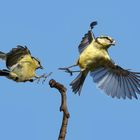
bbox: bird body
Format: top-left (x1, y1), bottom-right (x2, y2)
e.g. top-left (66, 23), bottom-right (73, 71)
top-left (0, 46), bottom-right (44, 82)
top-left (71, 35), bottom-right (115, 94)
top-left (9, 55), bottom-right (36, 82)
top-left (78, 40), bottom-right (111, 71)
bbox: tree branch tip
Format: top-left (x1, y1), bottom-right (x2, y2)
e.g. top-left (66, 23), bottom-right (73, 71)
top-left (49, 79), bottom-right (56, 88)
top-left (49, 79), bottom-right (67, 92)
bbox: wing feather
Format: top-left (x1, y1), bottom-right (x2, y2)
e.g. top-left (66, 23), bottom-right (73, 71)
top-left (78, 31), bottom-right (94, 54)
top-left (6, 45), bottom-right (31, 69)
top-left (90, 65), bottom-right (140, 99)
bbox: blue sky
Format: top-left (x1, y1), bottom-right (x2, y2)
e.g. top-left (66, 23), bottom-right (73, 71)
top-left (0, 0), bottom-right (140, 140)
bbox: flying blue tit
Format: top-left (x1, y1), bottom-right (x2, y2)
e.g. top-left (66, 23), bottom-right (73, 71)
top-left (0, 45), bottom-right (48, 82)
top-left (60, 21), bottom-right (140, 99)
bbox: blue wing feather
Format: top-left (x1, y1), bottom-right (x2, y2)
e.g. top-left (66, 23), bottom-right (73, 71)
top-left (123, 77), bottom-right (131, 99)
top-left (78, 30), bottom-right (93, 54)
top-left (90, 66), bottom-right (140, 99)
top-left (126, 77), bottom-right (138, 99)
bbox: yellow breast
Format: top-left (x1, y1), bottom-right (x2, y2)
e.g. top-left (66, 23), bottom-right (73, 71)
top-left (12, 55), bottom-right (37, 81)
top-left (78, 41), bottom-right (110, 71)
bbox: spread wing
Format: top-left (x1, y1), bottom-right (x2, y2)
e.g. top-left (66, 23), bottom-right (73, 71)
top-left (6, 45), bottom-right (31, 69)
top-left (90, 65), bottom-right (140, 99)
top-left (78, 30), bottom-right (94, 54)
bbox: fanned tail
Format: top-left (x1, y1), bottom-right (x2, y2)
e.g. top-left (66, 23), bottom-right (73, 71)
top-left (0, 69), bottom-right (10, 76)
top-left (70, 70), bottom-right (88, 95)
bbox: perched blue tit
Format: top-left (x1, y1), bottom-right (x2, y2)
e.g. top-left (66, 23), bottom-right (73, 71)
top-left (60, 21), bottom-right (140, 99)
top-left (0, 45), bottom-right (47, 82)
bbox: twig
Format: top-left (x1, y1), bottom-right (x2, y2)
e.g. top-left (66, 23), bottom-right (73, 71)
top-left (49, 79), bottom-right (70, 140)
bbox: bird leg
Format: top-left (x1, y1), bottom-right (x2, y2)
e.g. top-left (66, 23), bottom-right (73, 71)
top-left (34, 72), bottom-right (52, 83)
top-left (59, 64), bottom-right (80, 76)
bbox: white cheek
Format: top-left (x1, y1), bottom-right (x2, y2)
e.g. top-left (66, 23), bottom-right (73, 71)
top-left (99, 39), bottom-right (105, 45)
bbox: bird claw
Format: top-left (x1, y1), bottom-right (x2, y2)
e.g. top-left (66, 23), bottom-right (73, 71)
top-left (36, 76), bottom-right (43, 84)
top-left (59, 67), bottom-right (73, 76)
top-left (42, 72), bottom-right (52, 84)
top-left (35, 72), bottom-right (52, 84)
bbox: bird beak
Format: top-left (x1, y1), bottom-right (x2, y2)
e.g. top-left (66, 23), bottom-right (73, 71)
top-left (111, 40), bottom-right (116, 46)
top-left (40, 65), bottom-right (44, 69)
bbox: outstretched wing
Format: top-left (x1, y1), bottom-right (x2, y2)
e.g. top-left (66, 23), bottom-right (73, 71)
top-left (6, 45), bottom-right (31, 69)
top-left (78, 30), bottom-right (94, 54)
top-left (90, 65), bottom-right (140, 99)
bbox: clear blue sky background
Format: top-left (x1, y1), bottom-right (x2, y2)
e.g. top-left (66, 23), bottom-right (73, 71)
top-left (0, 0), bottom-right (140, 140)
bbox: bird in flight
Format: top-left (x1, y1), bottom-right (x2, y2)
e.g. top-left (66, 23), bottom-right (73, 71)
top-left (59, 21), bottom-right (140, 99)
top-left (0, 45), bottom-right (49, 83)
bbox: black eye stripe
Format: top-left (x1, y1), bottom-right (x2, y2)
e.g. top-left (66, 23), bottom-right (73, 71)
top-left (100, 36), bottom-right (112, 42)
top-left (32, 57), bottom-right (41, 64)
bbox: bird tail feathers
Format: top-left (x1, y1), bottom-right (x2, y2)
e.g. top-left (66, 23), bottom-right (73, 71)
top-left (70, 70), bottom-right (88, 95)
top-left (0, 69), bottom-right (10, 76)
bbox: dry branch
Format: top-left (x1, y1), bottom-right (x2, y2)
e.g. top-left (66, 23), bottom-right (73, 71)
top-left (49, 79), bottom-right (70, 140)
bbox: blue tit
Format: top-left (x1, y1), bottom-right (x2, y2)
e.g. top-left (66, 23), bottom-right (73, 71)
top-left (60, 21), bottom-right (140, 99)
top-left (0, 45), bottom-right (47, 82)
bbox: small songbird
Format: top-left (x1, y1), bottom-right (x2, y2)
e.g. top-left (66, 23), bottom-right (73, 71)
top-left (0, 45), bottom-right (47, 82)
top-left (60, 21), bottom-right (140, 99)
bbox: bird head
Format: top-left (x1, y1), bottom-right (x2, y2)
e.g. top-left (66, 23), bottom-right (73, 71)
top-left (32, 57), bottom-right (43, 69)
top-left (95, 35), bottom-right (116, 49)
